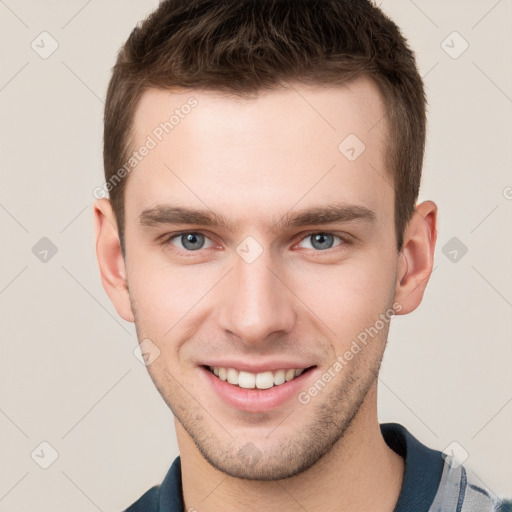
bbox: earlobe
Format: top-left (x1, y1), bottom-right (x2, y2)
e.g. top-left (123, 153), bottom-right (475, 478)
top-left (394, 200), bottom-right (438, 315)
top-left (93, 199), bottom-right (135, 323)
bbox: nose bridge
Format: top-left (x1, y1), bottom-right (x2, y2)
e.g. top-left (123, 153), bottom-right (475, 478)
top-left (216, 245), bottom-right (295, 344)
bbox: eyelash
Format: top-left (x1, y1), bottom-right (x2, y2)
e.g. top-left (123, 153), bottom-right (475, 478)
top-left (159, 230), bottom-right (352, 255)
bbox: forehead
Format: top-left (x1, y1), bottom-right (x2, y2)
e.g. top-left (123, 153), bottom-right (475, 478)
top-left (126, 77), bottom-right (392, 230)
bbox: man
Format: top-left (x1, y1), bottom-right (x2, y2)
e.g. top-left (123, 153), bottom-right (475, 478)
top-left (94, 1), bottom-right (511, 511)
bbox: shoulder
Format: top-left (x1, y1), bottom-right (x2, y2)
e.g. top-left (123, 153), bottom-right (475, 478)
top-left (431, 453), bottom-right (512, 512)
top-left (380, 423), bottom-right (511, 512)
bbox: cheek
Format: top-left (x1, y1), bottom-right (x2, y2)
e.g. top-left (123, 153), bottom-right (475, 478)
top-left (290, 252), bottom-right (395, 341)
top-left (126, 249), bottom-right (218, 337)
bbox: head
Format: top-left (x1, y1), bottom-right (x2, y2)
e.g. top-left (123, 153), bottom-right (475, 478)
top-left (95, 0), bottom-right (437, 480)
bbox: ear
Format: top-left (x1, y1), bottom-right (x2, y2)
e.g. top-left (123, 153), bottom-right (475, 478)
top-left (394, 200), bottom-right (438, 315)
top-left (93, 198), bottom-right (134, 323)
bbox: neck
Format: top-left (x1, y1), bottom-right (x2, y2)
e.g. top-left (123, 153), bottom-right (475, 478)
top-left (177, 385), bottom-right (404, 512)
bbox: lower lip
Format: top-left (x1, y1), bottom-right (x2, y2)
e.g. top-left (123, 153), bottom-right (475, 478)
top-left (199, 366), bottom-right (316, 413)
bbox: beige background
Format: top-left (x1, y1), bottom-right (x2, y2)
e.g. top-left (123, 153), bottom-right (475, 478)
top-left (0, 1), bottom-right (511, 510)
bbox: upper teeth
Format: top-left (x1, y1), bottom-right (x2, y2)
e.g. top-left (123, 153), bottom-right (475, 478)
top-left (210, 367), bottom-right (305, 389)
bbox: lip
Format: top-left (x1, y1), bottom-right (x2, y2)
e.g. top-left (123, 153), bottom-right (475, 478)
top-left (199, 365), bottom-right (317, 413)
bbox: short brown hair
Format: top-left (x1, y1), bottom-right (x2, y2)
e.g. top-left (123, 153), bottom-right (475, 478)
top-left (104, 0), bottom-right (426, 255)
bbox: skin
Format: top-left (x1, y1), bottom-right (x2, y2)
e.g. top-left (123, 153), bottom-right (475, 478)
top-left (94, 75), bottom-right (437, 511)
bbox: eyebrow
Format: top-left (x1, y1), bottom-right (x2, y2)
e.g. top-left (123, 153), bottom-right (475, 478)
top-left (139, 202), bottom-right (376, 232)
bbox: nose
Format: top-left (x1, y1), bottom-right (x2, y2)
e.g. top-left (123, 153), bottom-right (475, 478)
top-left (216, 247), bottom-right (296, 347)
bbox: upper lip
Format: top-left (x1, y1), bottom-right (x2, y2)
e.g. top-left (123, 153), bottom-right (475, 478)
top-left (201, 360), bottom-right (316, 373)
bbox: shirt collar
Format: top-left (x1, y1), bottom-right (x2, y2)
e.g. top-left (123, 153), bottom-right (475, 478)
top-left (381, 422), bottom-right (445, 512)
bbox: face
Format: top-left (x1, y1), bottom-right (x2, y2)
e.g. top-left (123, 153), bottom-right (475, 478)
top-left (120, 77), bottom-right (401, 479)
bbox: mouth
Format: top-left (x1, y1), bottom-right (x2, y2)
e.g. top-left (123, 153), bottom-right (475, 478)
top-left (203, 365), bottom-right (316, 390)
top-left (199, 360), bottom-right (319, 412)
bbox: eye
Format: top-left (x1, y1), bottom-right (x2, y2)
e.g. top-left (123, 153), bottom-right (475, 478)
top-left (165, 232), bottom-right (214, 252)
top-left (296, 232), bottom-right (345, 251)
